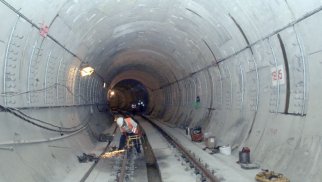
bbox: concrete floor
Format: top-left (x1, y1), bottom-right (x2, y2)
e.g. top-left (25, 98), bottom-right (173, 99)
top-left (61, 123), bottom-right (148, 182)
top-left (141, 116), bottom-right (261, 182)
top-left (62, 116), bottom-right (261, 182)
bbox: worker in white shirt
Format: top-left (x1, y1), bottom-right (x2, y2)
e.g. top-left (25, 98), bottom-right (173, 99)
top-left (115, 116), bottom-right (141, 153)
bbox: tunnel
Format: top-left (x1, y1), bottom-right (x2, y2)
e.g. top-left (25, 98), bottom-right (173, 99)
top-left (0, 0), bottom-right (321, 181)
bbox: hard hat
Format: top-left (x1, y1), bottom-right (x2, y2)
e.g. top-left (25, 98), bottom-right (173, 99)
top-left (116, 117), bottom-right (124, 127)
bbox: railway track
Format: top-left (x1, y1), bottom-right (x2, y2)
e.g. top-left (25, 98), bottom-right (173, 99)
top-left (80, 112), bottom-right (219, 182)
top-left (140, 115), bottom-right (219, 182)
top-left (79, 125), bottom-right (118, 182)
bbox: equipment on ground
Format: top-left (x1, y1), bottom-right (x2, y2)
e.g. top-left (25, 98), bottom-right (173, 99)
top-left (77, 153), bottom-right (98, 163)
top-left (239, 147), bottom-right (251, 164)
top-left (255, 170), bottom-right (290, 182)
top-left (190, 127), bottom-right (203, 142)
top-left (126, 135), bottom-right (141, 148)
top-left (241, 163), bottom-right (260, 169)
top-left (100, 134), bottom-right (142, 159)
top-left (205, 136), bottom-right (216, 149)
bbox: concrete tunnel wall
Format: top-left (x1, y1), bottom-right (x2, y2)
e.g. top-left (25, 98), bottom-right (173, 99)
top-left (0, 0), bottom-right (322, 181)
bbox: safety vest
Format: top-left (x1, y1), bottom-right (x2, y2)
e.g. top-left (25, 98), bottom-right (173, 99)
top-left (122, 118), bottom-right (139, 134)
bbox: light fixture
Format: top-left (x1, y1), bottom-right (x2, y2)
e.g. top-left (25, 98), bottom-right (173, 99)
top-left (80, 66), bottom-right (94, 77)
top-left (103, 82), bottom-right (106, 88)
top-left (110, 91), bottom-right (115, 96)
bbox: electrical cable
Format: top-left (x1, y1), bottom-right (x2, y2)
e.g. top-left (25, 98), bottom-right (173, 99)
top-left (0, 83), bottom-right (89, 103)
top-left (0, 104), bottom-right (89, 133)
top-left (96, 103), bottom-right (109, 112)
top-left (0, 82), bottom-right (102, 133)
top-left (8, 107), bottom-right (86, 130)
top-left (0, 84), bottom-right (57, 97)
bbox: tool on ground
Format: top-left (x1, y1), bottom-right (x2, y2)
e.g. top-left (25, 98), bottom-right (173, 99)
top-left (77, 153), bottom-right (98, 163)
top-left (101, 134), bottom-right (141, 159)
top-left (255, 170), bottom-right (290, 182)
top-left (203, 145), bottom-right (221, 154)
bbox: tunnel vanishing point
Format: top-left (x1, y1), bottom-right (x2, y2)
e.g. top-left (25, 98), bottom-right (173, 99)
top-left (0, 0), bottom-right (322, 181)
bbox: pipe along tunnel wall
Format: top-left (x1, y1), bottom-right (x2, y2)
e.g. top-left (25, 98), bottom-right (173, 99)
top-left (0, 0), bottom-right (322, 181)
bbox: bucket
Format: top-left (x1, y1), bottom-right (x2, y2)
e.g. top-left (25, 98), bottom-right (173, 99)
top-left (205, 136), bottom-right (216, 149)
top-left (219, 145), bottom-right (231, 155)
top-left (239, 151), bottom-right (250, 163)
top-left (239, 147), bottom-right (250, 163)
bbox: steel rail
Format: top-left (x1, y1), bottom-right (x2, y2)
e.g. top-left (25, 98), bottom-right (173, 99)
top-left (117, 150), bottom-right (128, 182)
top-left (79, 125), bottom-right (118, 182)
top-left (141, 115), bottom-right (219, 182)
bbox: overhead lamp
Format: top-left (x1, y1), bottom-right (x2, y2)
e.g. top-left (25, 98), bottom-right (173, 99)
top-left (80, 66), bottom-right (94, 77)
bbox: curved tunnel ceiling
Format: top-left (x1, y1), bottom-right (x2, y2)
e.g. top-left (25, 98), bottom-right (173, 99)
top-left (58, 0), bottom-right (232, 87)
top-left (1, 0), bottom-right (322, 181)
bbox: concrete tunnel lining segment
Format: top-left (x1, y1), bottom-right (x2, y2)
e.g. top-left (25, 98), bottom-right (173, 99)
top-left (0, 0), bottom-right (322, 181)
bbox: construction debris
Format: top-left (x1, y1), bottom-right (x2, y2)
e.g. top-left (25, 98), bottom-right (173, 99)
top-left (77, 153), bottom-right (98, 163)
top-left (241, 163), bottom-right (260, 170)
top-left (98, 133), bottom-right (114, 142)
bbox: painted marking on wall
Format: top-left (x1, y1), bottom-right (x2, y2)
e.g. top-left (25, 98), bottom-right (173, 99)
top-left (39, 23), bottom-right (49, 37)
top-left (271, 65), bottom-right (285, 86)
top-left (269, 128), bottom-right (278, 135)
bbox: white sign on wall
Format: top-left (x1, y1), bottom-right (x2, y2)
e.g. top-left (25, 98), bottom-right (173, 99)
top-left (271, 65), bottom-right (285, 86)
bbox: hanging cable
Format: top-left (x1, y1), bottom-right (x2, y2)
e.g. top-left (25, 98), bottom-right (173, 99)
top-left (0, 104), bottom-right (90, 133)
top-left (0, 83), bottom-right (89, 103)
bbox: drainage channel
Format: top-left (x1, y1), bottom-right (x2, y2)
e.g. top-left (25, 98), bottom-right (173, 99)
top-left (128, 114), bottom-right (162, 182)
top-left (141, 130), bottom-right (162, 182)
top-left (109, 111), bottom-right (150, 182)
top-left (116, 126), bottom-right (162, 182)
top-left (140, 115), bottom-right (220, 182)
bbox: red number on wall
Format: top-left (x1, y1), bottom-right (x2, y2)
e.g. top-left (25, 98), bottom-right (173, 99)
top-left (278, 69), bottom-right (283, 80)
top-left (272, 71), bottom-right (277, 80)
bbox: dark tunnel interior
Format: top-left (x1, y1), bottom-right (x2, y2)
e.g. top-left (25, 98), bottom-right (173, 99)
top-left (109, 79), bottom-right (149, 112)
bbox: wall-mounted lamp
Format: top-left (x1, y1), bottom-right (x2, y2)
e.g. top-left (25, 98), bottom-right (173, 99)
top-left (110, 91), bottom-right (115, 96)
top-left (80, 66), bottom-right (94, 77)
top-left (103, 82), bottom-right (106, 88)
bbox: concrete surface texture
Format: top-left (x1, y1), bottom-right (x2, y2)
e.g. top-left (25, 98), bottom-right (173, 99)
top-left (0, 0), bottom-right (322, 181)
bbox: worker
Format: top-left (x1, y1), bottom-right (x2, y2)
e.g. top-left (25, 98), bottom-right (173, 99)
top-left (131, 103), bottom-right (137, 115)
top-left (116, 116), bottom-right (141, 153)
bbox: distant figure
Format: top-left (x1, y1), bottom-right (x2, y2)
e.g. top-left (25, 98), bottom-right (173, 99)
top-left (131, 103), bottom-right (137, 115)
top-left (138, 100), bottom-right (144, 113)
top-left (115, 116), bottom-right (141, 153)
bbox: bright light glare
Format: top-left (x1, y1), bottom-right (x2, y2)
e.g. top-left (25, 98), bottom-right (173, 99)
top-left (110, 91), bottom-right (115, 96)
top-left (80, 66), bottom-right (94, 77)
top-left (103, 82), bottom-right (106, 88)
top-left (101, 149), bottom-right (125, 158)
